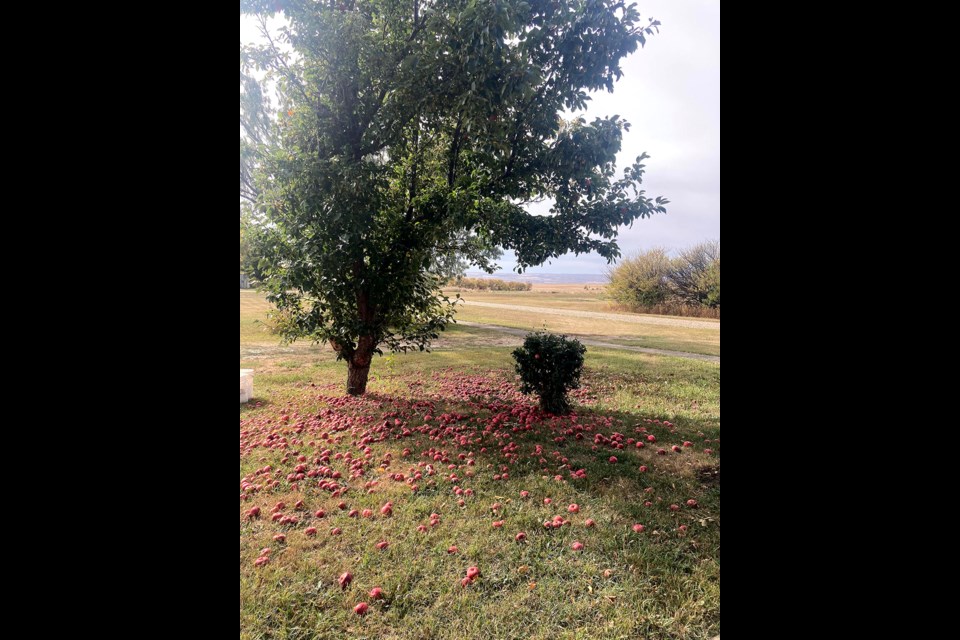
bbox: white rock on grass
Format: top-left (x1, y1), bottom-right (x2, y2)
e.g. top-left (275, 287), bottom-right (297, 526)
top-left (240, 370), bottom-right (254, 403)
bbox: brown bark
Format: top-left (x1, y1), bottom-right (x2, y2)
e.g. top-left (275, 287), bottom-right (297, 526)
top-left (347, 334), bottom-right (375, 396)
top-left (347, 359), bottom-right (371, 396)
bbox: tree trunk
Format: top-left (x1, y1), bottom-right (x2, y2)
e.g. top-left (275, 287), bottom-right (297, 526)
top-left (347, 360), bottom-right (371, 396)
top-left (346, 336), bottom-right (376, 396)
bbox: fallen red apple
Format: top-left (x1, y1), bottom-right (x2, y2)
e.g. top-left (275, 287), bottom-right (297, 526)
top-left (571, 541), bottom-right (584, 551)
top-left (448, 546), bottom-right (459, 554)
top-left (305, 527), bottom-right (318, 537)
top-left (354, 602), bottom-right (369, 615)
top-left (516, 532), bottom-right (527, 542)
top-left (584, 518), bottom-right (596, 528)
top-left (369, 587), bottom-right (384, 600)
top-left (467, 566), bottom-right (480, 580)
top-left (632, 524), bottom-right (645, 533)
top-left (339, 572), bottom-right (353, 589)
top-left (568, 504), bottom-right (580, 514)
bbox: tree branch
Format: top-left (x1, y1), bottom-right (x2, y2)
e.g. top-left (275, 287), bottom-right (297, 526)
top-left (259, 16), bottom-right (311, 104)
top-left (448, 113), bottom-right (464, 187)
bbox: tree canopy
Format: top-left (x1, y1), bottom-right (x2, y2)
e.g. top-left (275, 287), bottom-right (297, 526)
top-left (240, 0), bottom-right (667, 394)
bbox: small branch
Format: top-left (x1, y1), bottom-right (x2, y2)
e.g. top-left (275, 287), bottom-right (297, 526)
top-left (448, 113), bottom-right (464, 187)
top-left (259, 16), bottom-right (311, 104)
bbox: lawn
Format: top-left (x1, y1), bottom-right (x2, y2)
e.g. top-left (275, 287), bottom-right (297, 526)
top-left (240, 292), bottom-right (720, 640)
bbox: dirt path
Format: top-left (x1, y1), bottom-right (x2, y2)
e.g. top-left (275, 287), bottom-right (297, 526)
top-left (461, 301), bottom-right (721, 330)
top-left (457, 321), bottom-right (721, 364)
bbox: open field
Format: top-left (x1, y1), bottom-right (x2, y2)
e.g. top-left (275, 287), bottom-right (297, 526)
top-left (240, 291), bottom-right (720, 639)
top-left (244, 290), bottom-right (721, 358)
top-left (444, 287), bottom-right (617, 313)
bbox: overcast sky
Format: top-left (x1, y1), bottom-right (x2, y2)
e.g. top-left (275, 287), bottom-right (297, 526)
top-left (240, 1), bottom-right (720, 276)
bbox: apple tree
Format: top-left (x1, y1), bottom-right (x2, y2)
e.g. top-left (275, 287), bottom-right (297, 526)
top-left (240, 0), bottom-right (668, 395)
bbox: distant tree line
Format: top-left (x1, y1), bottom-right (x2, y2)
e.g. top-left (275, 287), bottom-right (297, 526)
top-left (448, 277), bottom-right (533, 292)
top-left (607, 241), bottom-right (720, 318)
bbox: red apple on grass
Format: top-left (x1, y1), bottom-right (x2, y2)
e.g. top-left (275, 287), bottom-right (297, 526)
top-left (339, 572), bottom-right (353, 589)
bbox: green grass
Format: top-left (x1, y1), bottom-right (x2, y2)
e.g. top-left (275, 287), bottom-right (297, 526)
top-left (444, 288), bottom-right (618, 313)
top-left (452, 305), bottom-right (720, 357)
top-left (240, 293), bottom-right (720, 640)
top-left (443, 288), bottom-right (721, 324)
top-left (243, 290), bottom-right (721, 358)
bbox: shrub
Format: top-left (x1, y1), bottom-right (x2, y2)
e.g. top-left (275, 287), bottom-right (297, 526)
top-left (606, 248), bottom-right (672, 308)
top-left (670, 241), bottom-right (720, 307)
top-left (512, 332), bottom-right (587, 415)
top-left (448, 277), bottom-right (532, 291)
top-left (606, 241), bottom-right (720, 314)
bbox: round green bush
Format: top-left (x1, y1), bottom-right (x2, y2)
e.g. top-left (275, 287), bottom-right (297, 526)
top-left (512, 332), bottom-right (587, 415)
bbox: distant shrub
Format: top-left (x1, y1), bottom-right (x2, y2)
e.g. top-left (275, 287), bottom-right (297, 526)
top-left (671, 241), bottom-right (720, 308)
top-left (607, 241), bottom-right (720, 316)
top-left (449, 277), bottom-right (532, 291)
top-left (512, 332), bottom-right (587, 415)
top-left (606, 248), bottom-right (672, 308)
